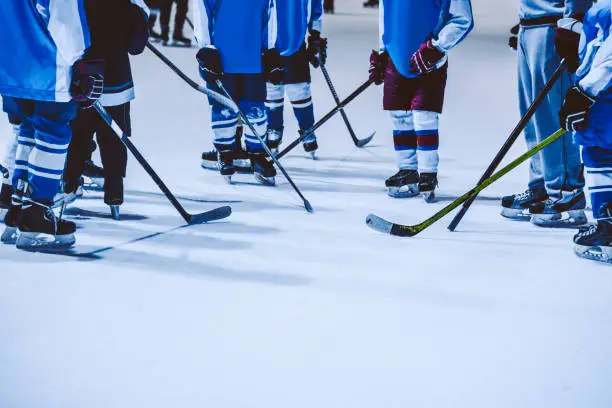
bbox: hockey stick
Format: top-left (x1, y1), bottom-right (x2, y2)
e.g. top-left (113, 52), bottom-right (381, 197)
top-left (366, 128), bottom-right (567, 237)
top-left (215, 80), bottom-right (313, 213)
top-left (185, 16), bottom-right (194, 30)
top-left (447, 59), bottom-right (568, 232)
top-left (145, 42), bottom-right (239, 112)
top-left (93, 102), bottom-right (232, 225)
top-left (319, 63), bottom-right (375, 147)
top-left (277, 77), bottom-right (376, 160)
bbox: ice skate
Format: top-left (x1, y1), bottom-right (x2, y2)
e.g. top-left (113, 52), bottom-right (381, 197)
top-left (82, 159), bottom-right (105, 190)
top-left (0, 182), bottom-right (12, 222)
top-left (501, 187), bottom-right (548, 220)
top-left (150, 30), bottom-right (163, 43)
top-left (201, 149), bottom-right (220, 171)
top-left (419, 172), bottom-right (438, 203)
top-left (104, 178), bottom-right (124, 220)
top-left (574, 204), bottom-right (612, 263)
top-left (218, 150), bottom-right (236, 184)
top-left (170, 35), bottom-right (192, 48)
top-left (363, 0), bottom-right (379, 8)
top-left (16, 201), bottom-right (76, 250)
top-left (2, 202), bottom-right (21, 245)
top-left (267, 128), bottom-right (283, 155)
top-left (303, 138), bottom-right (318, 159)
top-left (529, 190), bottom-right (587, 228)
top-left (385, 169), bottom-right (419, 198)
top-left (252, 153), bottom-right (276, 186)
top-left (53, 179), bottom-right (83, 209)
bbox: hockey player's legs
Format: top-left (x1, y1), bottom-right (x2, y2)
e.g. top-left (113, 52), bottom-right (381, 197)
top-left (96, 103), bottom-right (130, 208)
top-left (64, 108), bottom-right (99, 193)
top-left (173, 0), bottom-right (188, 37)
top-left (520, 26), bottom-right (583, 198)
top-left (265, 82), bottom-right (285, 151)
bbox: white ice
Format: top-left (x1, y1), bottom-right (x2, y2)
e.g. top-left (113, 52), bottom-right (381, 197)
top-left (1, 1), bottom-right (611, 407)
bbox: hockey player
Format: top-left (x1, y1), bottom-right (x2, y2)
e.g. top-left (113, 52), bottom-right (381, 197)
top-left (193, 0), bottom-right (281, 185)
top-left (564, 0), bottom-right (612, 262)
top-left (60, 0), bottom-right (150, 220)
top-left (265, 0), bottom-right (326, 158)
top-left (368, 0), bottom-right (473, 201)
top-left (159, 0), bottom-right (191, 47)
top-left (501, 0), bottom-right (591, 227)
top-left (146, 0), bottom-right (163, 42)
top-left (0, 0), bottom-right (103, 249)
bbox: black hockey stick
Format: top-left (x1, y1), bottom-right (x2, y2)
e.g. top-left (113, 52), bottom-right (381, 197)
top-left (145, 42), bottom-right (239, 112)
top-left (277, 77), bottom-right (376, 160)
top-left (366, 128), bottom-right (567, 237)
top-left (447, 59), bottom-right (567, 232)
top-left (93, 102), bottom-right (232, 225)
top-left (319, 63), bottom-right (375, 147)
top-left (185, 16), bottom-right (194, 30)
top-left (215, 80), bottom-right (313, 213)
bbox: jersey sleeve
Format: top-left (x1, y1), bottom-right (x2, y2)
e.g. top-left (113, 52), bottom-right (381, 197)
top-left (564, 0), bottom-right (593, 19)
top-left (263, 0), bottom-right (278, 50)
top-left (579, 30), bottom-right (612, 97)
top-left (431, 0), bottom-right (474, 53)
top-left (309, 0), bottom-right (323, 33)
top-left (45, 0), bottom-right (90, 65)
top-left (193, 0), bottom-right (213, 47)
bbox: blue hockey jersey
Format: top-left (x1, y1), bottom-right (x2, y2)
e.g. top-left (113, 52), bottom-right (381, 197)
top-left (192, 0), bottom-right (277, 74)
top-left (275, 0), bottom-right (322, 56)
top-left (379, 0), bottom-right (474, 79)
top-left (574, 0), bottom-right (612, 148)
top-left (0, 0), bottom-right (91, 102)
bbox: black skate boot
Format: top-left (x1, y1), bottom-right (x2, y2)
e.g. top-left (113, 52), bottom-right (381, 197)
top-left (501, 187), bottom-right (548, 220)
top-left (3, 180), bottom-right (25, 244)
top-left (201, 149), bottom-right (219, 171)
top-left (419, 172), bottom-right (438, 203)
top-left (171, 34), bottom-right (192, 47)
top-left (529, 189), bottom-right (587, 228)
top-left (574, 203), bottom-right (612, 263)
top-left (385, 169), bottom-right (419, 198)
top-left (267, 127), bottom-right (283, 155)
top-left (0, 178), bottom-right (12, 222)
top-left (303, 138), bottom-right (318, 159)
top-left (104, 178), bottom-right (124, 220)
top-left (252, 153), bottom-right (276, 186)
top-left (16, 200), bottom-right (76, 250)
top-left (218, 150), bottom-right (236, 184)
top-left (363, 0), bottom-right (379, 8)
top-left (82, 159), bottom-right (105, 190)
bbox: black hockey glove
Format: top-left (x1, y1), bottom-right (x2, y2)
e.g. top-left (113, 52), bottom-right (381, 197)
top-left (196, 46), bottom-right (223, 83)
top-left (559, 85), bottom-right (596, 132)
top-left (508, 24), bottom-right (519, 50)
top-left (307, 30), bottom-right (328, 68)
top-left (70, 59), bottom-right (105, 108)
top-left (262, 49), bottom-right (284, 85)
top-left (555, 18), bottom-right (583, 73)
top-left (368, 50), bottom-right (388, 85)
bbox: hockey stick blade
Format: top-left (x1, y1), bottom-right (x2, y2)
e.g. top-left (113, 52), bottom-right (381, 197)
top-left (187, 205), bottom-right (232, 225)
top-left (356, 131), bottom-right (376, 147)
top-left (366, 128), bottom-right (567, 237)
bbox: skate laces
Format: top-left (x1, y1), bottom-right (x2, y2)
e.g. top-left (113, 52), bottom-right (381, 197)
top-left (577, 224), bottom-right (598, 239)
top-left (23, 197), bottom-right (63, 234)
top-left (516, 189), bottom-right (535, 201)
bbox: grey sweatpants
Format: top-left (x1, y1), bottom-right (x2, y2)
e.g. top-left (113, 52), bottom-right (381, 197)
top-left (518, 24), bottom-right (584, 198)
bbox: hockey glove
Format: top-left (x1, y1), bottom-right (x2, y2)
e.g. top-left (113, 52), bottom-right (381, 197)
top-left (555, 18), bottom-right (582, 73)
top-left (559, 85), bottom-right (596, 132)
top-left (368, 50), bottom-right (388, 85)
top-left (409, 39), bottom-right (445, 75)
top-left (307, 30), bottom-right (328, 68)
top-left (509, 24), bottom-right (519, 50)
top-left (70, 59), bottom-right (105, 108)
top-left (263, 49), bottom-right (284, 85)
top-left (197, 46), bottom-right (223, 83)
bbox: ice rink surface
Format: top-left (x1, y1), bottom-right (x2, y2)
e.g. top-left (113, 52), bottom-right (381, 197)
top-left (1, 1), bottom-right (611, 407)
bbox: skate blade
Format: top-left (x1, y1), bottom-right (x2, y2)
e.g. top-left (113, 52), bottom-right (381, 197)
top-left (531, 210), bottom-right (588, 228)
top-left (421, 190), bottom-right (436, 203)
top-left (1, 226), bottom-right (17, 245)
top-left (387, 184), bottom-right (419, 198)
top-left (255, 174), bottom-right (276, 186)
top-left (201, 160), bottom-right (220, 171)
top-left (574, 244), bottom-right (612, 264)
top-left (500, 207), bottom-right (532, 221)
top-left (110, 205), bottom-right (121, 220)
top-left (16, 231), bottom-right (75, 250)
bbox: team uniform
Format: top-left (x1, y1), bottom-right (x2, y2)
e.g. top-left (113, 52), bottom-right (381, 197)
top-left (566, 0), bottom-right (612, 262)
top-left (373, 0), bottom-right (473, 201)
top-left (501, 0), bottom-right (591, 227)
top-left (265, 0), bottom-right (324, 158)
top-left (0, 0), bottom-right (101, 249)
top-left (60, 0), bottom-right (149, 220)
top-left (193, 0), bottom-right (279, 185)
